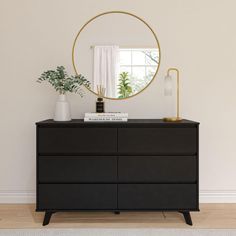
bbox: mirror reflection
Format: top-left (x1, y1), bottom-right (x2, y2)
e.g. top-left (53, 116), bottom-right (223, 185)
top-left (73, 12), bottom-right (160, 99)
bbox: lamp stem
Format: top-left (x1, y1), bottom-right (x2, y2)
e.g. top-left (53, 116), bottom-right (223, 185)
top-left (177, 69), bottom-right (180, 119)
top-left (166, 68), bottom-right (181, 121)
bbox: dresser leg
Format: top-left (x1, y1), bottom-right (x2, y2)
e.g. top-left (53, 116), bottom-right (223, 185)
top-left (43, 211), bottom-right (55, 226)
top-left (114, 211), bottom-right (120, 214)
top-left (179, 211), bottom-right (192, 225)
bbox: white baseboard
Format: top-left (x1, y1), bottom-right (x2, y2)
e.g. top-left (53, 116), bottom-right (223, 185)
top-left (1, 190), bottom-right (236, 204)
top-left (199, 190), bottom-right (236, 203)
top-left (0, 190), bottom-right (35, 203)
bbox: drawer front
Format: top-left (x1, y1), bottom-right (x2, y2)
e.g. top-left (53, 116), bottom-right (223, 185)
top-left (38, 156), bottom-right (117, 183)
top-left (38, 128), bottom-right (117, 154)
top-left (118, 156), bottom-right (197, 183)
top-left (118, 184), bottom-right (197, 210)
top-left (118, 128), bottom-right (197, 154)
top-left (38, 184), bottom-right (117, 210)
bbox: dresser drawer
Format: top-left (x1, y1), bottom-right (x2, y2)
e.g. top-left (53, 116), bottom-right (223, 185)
top-left (38, 184), bottom-right (117, 210)
top-left (38, 128), bottom-right (117, 154)
top-left (118, 128), bottom-right (197, 154)
top-left (118, 156), bottom-right (197, 183)
top-left (118, 184), bottom-right (197, 210)
top-left (38, 156), bottom-right (117, 183)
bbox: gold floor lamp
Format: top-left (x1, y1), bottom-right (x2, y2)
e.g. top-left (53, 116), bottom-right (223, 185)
top-left (163, 67), bottom-right (182, 122)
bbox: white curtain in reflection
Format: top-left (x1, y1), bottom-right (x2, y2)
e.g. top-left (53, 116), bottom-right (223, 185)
top-left (93, 45), bottom-right (119, 97)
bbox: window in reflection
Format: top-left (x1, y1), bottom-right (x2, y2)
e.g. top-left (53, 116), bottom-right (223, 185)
top-left (119, 48), bottom-right (158, 98)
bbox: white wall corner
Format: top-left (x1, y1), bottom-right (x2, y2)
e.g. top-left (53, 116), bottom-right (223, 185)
top-left (1, 190), bottom-right (236, 204)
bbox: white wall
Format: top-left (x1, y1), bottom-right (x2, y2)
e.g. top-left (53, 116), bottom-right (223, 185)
top-left (0, 0), bottom-right (236, 203)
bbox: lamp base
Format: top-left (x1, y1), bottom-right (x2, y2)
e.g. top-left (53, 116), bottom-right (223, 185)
top-left (163, 117), bottom-right (182, 122)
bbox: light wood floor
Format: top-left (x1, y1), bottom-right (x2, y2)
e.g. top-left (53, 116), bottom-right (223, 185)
top-left (0, 204), bottom-right (236, 229)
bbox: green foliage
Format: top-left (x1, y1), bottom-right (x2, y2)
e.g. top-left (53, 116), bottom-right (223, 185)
top-left (37, 66), bottom-right (91, 96)
top-left (118, 72), bottom-right (132, 98)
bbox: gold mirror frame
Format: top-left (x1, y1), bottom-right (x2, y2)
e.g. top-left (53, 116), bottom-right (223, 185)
top-left (72, 11), bottom-right (161, 100)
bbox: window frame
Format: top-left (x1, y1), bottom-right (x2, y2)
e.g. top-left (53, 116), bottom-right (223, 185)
top-left (119, 48), bottom-right (158, 80)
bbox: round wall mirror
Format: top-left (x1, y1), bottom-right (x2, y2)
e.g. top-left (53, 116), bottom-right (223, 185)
top-left (72, 11), bottom-right (161, 100)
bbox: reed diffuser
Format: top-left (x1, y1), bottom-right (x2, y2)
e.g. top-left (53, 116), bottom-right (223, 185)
top-left (96, 85), bottom-right (105, 113)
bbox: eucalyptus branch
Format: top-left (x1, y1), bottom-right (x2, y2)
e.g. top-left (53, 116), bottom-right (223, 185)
top-left (37, 66), bottom-right (91, 96)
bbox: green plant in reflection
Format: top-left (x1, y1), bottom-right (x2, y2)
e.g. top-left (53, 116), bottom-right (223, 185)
top-left (118, 72), bottom-right (132, 98)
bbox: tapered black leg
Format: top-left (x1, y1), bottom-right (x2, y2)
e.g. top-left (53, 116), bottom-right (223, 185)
top-left (114, 211), bottom-right (120, 214)
top-left (43, 211), bottom-right (55, 226)
top-left (179, 211), bottom-right (192, 226)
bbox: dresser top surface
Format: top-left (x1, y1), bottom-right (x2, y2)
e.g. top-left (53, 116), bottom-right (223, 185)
top-left (36, 119), bottom-right (199, 127)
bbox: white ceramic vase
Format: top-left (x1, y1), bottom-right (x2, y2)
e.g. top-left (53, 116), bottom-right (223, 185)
top-left (54, 94), bottom-right (71, 121)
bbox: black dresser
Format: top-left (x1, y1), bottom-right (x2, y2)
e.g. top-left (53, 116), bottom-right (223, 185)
top-left (36, 119), bottom-right (199, 225)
